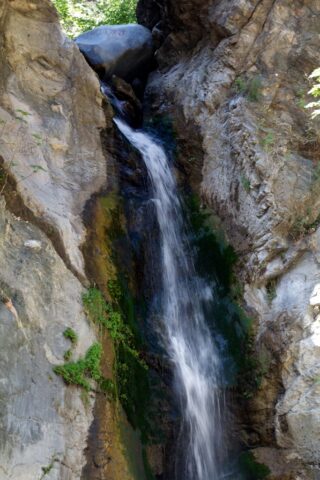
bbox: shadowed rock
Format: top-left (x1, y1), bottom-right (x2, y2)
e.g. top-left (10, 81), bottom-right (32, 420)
top-left (76, 24), bottom-right (153, 81)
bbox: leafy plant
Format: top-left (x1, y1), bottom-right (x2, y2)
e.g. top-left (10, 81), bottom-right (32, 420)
top-left (83, 286), bottom-right (152, 439)
top-left (40, 457), bottom-right (58, 479)
top-left (235, 76), bottom-right (247, 94)
top-left (83, 287), bottom-right (144, 361)
top-left (247, 76), bottom-right (263, 102)
top-left (64, 349), bottom-right (73, 361)
top-left (266, 279), bottom-right (277, 304)
top-left (260, 131), bottom-right (274, 151)
top-left (241, 175), bottom-right (251, 193)
top-left (52, 0), bottom-right (138, 38)
top-left (234, 75), bottom-right (263, 102)
top-left (54, 342), bottom-right (103, 391)
top-left (107, 279), bottom-right (123, 301)
top-left (63, 327), bottom-right (78, 345)
top-left (295, 87), bottom-right (307, 108)
top-left (306, 68), bottom-right (320, 119)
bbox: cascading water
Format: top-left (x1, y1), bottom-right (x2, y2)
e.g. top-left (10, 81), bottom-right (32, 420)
top-left (115, 118), bottom-right (228, 480)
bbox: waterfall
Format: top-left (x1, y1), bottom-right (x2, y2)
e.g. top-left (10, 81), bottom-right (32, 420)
top-left (115, 118), bottom-right (226, 480)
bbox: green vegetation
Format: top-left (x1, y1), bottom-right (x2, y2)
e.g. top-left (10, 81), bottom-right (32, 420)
top-left (235, 75), bottom-right (263, 102)
top-left (40, 457), bottom-right (58, 479)
top-left (83, 287), bottom-right (139, 354)
top-left (185, 194), bottom-right (237, 292)
top-left (63, 349), bottom-right (73, 361)
top-left (266, 279), bottom-right (277, 304)
top-left (241, 175), bottom-right (251, 193)
top-left (239, 451), bottom-right (271, 480)
top-left (83, 286), bottom-right (154, 442)
top-left (184, 194), bottom-right (266, 396)
top-left (296, 87), bottom-right (307, 108)
top-left (289, 210), bottom-right (320, 240)
top-left (54, 342), bottom-right (104, 391)
top-left (260, 131), bottom-right (275, 151)
top-left (63, 327), bottom-right (78, 344)
top-left (52, 0), bottom-right (137, 37)
top-left (306, 68), bottom-right (320, 119)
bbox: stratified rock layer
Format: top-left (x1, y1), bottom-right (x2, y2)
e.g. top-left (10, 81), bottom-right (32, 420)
top-left (138, 0), bottom-right (320, 477)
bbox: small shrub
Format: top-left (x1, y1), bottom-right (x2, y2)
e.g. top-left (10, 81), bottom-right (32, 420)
top-left (241, 175), bottom-right (251, 193)
top-left (54, 342), bottom-right (103, 391)
top-left (63, 327), bottom-right (78, 345)
top-left (296, 88), bottom-right (306, 108)
top-left (260, 131), bottom-right (274, 150)
top-left (247, 76), bottom-right (263, 102)
top-left (235, 75), bottom-right (263, 102)
top-left (266, 279), bottom-right (277, 304)
top-left (235, 77), bottom-right (247, 94)
top-left (63, 349), bottom-right (72, 361)
top-left (83, 288), bottom-right (137, 349)
top-left (40, 457), bottom-right (58, 479)
top-left (313, 162), bottom-right (320, 183)
top-left (107, 279), bottom-right (123, 302)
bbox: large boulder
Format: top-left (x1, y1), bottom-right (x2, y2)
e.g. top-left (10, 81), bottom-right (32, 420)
top-left (75, 24), bottom-right (153, 81)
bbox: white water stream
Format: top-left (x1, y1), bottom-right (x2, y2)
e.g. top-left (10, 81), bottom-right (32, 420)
top-left (115, 118), bottom-right (226, 480)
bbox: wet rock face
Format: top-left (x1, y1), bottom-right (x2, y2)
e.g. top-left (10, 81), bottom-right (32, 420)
top-left (76, 24), bottom-right (153, 81)
top-left (138, 0), bottom-right (320, 476)
top-left (0, 0), bottom-right (109, 278)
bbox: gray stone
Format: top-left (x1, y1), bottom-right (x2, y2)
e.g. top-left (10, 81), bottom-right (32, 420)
top-left (0, 0), bottom-right (109, 278)
top-left (141, 0), bottom-right (320, 475)
top-left (0, 199), bottom-right (96, 480)
top-left (76, 24), bottom-right (153, 80)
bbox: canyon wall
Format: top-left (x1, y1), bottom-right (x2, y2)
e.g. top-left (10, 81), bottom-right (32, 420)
top-left (137, 0), bottom-right (320, 477)
top-left (0, 1), bottom-right (111, 478)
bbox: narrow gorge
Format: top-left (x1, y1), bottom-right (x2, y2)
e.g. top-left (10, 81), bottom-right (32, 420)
top-left (0, 1), bottom-right (319, 480)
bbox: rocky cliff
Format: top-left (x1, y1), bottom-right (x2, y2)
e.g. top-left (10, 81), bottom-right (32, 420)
top-left (0, 1), bottom-right (110, 478)
top-left (137, 0), bottom-right (320, 477)
top-left (1, 0), bottom-right (320, 478)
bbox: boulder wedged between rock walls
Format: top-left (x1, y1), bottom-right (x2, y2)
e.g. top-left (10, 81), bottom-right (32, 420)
top-left (75, 24), bottom-right (154, 81)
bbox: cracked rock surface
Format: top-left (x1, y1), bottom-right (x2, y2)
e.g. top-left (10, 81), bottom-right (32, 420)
top-left (0, 198), bottom-right (96, 480)
top-left (0, 1), bottom-right (111, 479)
top-left (138, 0), bottom-right (320, 476)
top-left (0, 0), bottom-right (109, 278)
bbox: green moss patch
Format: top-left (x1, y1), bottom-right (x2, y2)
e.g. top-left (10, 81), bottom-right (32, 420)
top-left (239, 451), bottom-right (270, 479)
top-left (83, 286), bottom-right (154, 443)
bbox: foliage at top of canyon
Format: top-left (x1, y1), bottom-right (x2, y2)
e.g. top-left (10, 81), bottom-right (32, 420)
top-left (52, 0), bottom-right (138, 37)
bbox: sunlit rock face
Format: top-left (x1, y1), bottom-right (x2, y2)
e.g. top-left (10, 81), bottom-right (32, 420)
top-left (76, 24), bottom-right (153, 81)
top-left (0, 198), bottom-right (96, 480)
top-left (0, 1), bottom-right (111, 478)
top-left (137, 0), bottom-right (320, 476)
top-left (0, 0), bottom-right (108, 278)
